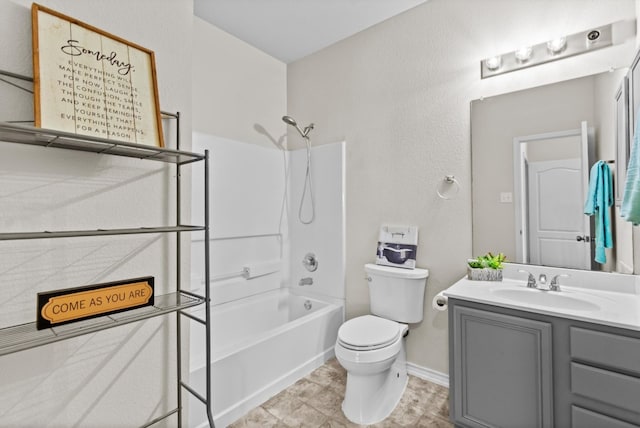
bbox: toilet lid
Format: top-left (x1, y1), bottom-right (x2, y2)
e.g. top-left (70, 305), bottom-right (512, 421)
top-left (338, 315), bottom-right (402, 350)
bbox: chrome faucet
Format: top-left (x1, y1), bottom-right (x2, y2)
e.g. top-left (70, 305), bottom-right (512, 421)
top-left (518, 269), bottom-right (537, 288)
top-left (517, 270), bottom-right (570, 292)
top-left (549, 274), bottom-right (570, 292)
top-left (299, 277), bottom-right (313, 286)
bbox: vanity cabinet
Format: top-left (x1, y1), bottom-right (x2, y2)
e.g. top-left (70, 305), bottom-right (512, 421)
top-left (450, 305), bottom-right (554, 428)
top-left (449, 299), bottom-right (640, 428)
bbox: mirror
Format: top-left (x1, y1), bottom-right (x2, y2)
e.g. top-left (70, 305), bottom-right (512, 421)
top-left (471, 70), bottom-right (634, 273)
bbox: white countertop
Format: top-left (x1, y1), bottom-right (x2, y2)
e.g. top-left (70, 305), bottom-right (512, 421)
top-left (443, 274), bottom-right (640, 332)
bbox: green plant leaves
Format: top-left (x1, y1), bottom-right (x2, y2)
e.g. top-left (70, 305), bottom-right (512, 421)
top-left (468, 252), bottom-right (506, 270)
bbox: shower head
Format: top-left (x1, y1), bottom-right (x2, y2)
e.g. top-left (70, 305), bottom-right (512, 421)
top-left (282, 115), bottom-right (314, 138)
top-left (282, 115), bottom-right (297, 127)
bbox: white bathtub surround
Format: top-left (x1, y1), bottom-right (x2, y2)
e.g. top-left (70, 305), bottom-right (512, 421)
top-left (191, 132), bottom-right (287, 305)
top-left (189, 134), bottom-right (346, 307)
top-left (189, 133), bottom-right (346, 427)
top-left (192, 234), bottom-right (284, 305)
top-left (191, 135), bottom-right (345, 306)
top-left (192, 132), bottom-right (287, 239)
top-left (242, 260), bottom-right (281, 279)
top-left (188, 289), bottom-right (343, 428)
top-left (288, 141), bottom-right (346, 303)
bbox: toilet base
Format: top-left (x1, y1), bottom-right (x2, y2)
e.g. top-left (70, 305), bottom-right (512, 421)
top-left (341, 356), bottom-right (408, 425)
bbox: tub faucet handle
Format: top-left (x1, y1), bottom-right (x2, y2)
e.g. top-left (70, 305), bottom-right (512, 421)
top-left (303, 253), bottom-right (318, 272)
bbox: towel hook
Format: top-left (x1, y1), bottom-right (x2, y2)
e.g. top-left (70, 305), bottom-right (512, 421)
top-left (436, 175), bottom-right (460, 200)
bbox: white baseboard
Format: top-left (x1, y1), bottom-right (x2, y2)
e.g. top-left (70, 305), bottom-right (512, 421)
top-left (407, 362), bottom-right (449, 388)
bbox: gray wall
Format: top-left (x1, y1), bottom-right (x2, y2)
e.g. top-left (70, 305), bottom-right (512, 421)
top-left (287, 0), bottom-right (637, 374)
top-left (192, 16), bottom-right (287, 148)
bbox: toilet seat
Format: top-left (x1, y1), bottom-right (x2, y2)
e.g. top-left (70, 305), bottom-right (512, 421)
top-left (337, 315), bottom-right (402, 351)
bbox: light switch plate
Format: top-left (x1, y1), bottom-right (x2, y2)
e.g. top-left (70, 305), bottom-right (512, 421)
top-left (500, 192), bottom-right (513, 203)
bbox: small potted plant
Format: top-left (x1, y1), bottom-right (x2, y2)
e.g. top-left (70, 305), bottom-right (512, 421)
top-left (467, 252), bottom-right (506, 281)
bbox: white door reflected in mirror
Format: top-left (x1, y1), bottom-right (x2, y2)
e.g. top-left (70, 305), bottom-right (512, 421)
top-left (512, 125), bottom-right (592, 270)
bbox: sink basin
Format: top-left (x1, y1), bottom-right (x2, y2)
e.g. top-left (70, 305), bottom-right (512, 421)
top-left (491, 288), bottom-right (601, 312)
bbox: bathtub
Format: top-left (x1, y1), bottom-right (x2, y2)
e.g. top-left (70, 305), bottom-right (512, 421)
top-left (188, 289), bottom-right (344, 428)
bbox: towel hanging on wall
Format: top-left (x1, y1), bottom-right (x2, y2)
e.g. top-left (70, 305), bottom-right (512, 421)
top-left (621, 115), bottom-right (640, 224)
top-left (584, 160), bottom-right (613, 264)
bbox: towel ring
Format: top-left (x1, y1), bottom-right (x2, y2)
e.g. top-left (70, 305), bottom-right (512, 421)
top-left (436, 175), bottom-right (460, 200)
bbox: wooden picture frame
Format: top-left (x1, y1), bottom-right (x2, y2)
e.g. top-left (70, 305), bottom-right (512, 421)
top-left (31, 3), bottom-right (164, 147)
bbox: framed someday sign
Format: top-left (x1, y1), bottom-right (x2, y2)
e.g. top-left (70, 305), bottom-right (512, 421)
top-left (31, 3), bottom-right (164, 147)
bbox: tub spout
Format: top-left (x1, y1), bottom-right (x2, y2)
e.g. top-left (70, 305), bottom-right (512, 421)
top-left (299, 277), bottom-right (313, 286)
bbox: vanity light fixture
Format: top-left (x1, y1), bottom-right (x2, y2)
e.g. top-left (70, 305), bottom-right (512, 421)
top-left (546, 36), bottom-right (567, 54)
top-left (481, 23), bottom-right (616, 79)
top-left (485, 56), bottom-right (502, 71)
top-left (514, 46), bottom-right (533, 63)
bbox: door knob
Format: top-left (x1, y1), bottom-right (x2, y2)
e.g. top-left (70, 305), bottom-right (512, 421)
top-left (576, 235), bottom-right (591, 242)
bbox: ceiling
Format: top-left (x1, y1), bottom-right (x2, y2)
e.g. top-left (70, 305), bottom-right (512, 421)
top-left (194, 0), bottom-right (429, 63)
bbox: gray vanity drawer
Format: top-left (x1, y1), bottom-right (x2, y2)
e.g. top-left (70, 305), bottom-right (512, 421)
top-left (571, 363), bottom-right (640, 413)
top-left (572, 406), bottom-right (640, 428)
top-left (570, 327), bottom-right (640, 376)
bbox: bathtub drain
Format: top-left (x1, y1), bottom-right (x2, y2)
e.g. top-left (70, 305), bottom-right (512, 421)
top-left (304, 300), bottom-right (312, 310)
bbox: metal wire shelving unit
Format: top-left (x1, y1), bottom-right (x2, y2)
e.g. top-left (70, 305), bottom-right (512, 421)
top-left (0, 68), bottom-right (214, 427)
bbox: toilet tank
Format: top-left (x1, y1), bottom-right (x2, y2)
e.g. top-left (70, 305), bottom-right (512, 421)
top-left (365, 263), bottom-right (429, 323)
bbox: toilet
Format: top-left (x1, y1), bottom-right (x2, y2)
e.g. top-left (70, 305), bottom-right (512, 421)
top-left (335, 263), bottom-right (429, 425)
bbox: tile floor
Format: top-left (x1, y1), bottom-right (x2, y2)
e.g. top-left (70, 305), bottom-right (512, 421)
top-left (229, 358), bottom-right (453, 427)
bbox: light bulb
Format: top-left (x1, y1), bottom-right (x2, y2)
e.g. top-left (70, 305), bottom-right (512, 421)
top-left (514, 46), bottom-right (532, 63)
top-left (547, 37), bottom-right (567, 54)
top-left (485, 56), bottom-right (502, 71)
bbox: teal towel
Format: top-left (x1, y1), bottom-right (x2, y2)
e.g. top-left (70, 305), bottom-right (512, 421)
top-left (584, 160), bottom-right (613, 264)
top-left (621, 115), bottom-right (640, 224)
